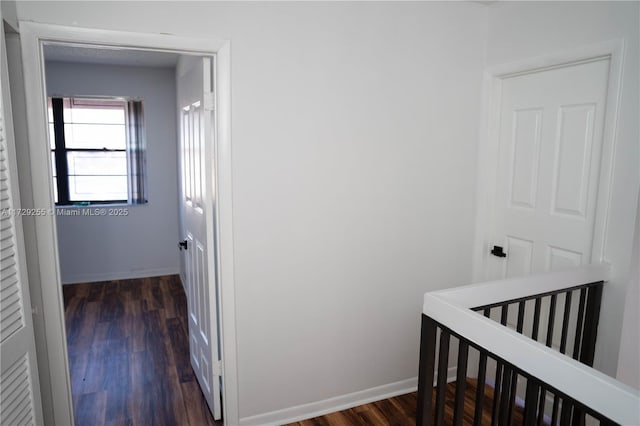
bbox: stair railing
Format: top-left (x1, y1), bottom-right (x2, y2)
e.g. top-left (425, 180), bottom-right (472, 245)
top-left (417, 264), bottom-right (639, 426)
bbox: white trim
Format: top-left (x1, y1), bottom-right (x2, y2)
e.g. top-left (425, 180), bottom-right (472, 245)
top-left (445, 366), bottom-right (457, 384)
top-left (472, 39), bottom-right (626, 282)
top-left (424, 264), bottom-right (640, 426)
top-left (214, 41), bottom-right (241, 426)
top-left (60, 267), bottom-right (180, 285)
top-left (238, 366), bottom-right (457, 426)
top-left (238, 367), bottom-right (455, 426)
top-left (239, 377), bottom-right (418, 426)
top-left (18, 22), bottom-right (238, 426)
top-left (440, 263), bottom-right (610, 309)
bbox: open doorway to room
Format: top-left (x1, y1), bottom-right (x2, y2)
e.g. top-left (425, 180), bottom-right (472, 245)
top-left (40, 43), bottom-right (222, 425)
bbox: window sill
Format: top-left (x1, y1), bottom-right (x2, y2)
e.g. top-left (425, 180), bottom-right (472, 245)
top-left (55, 201), bottom-right (147, 209)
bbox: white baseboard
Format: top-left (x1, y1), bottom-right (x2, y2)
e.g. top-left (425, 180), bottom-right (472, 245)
top-left (61, 267), bottom-right (180, 284)
top-left (178, 271), bottom-right (186, 291)
top-left (239, 377), bottom-right (418, 426)
top-left (444, 366), bottom-right (457, 384)
top-left (239, 367), bottom-right (459, 426)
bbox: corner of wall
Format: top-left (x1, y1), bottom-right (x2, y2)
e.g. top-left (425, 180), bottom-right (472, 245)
top-left (1, 1), bottom-right (19, 32)
top-left (616, 188), bottom-right (640, 389)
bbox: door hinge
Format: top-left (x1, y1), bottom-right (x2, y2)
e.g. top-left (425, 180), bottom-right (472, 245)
top-left (204, 92), bottom-right (215, 111)
top-left (213, 359), bottom-right (223, 376)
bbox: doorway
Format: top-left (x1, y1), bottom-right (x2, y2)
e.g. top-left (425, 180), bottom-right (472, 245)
top-left (17, 23), bottom-right (236, 426)
top-left (39, 42), bottom-right (221, 424)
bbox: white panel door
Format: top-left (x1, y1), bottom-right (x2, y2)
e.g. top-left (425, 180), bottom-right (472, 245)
top-left (0, 22), bottom-right (44, 426)
top-left (489, 58), bottom-right (610, 279)
top-left (177, 56), bottom-right (222, 420)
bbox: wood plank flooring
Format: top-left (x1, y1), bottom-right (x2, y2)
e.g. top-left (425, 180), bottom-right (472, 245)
top-left (63, 275), bottom-right (221, 426)
top-left (64, 276), bottom-right (526, 426)
top-left (287, 379), bottom-right (524, 426)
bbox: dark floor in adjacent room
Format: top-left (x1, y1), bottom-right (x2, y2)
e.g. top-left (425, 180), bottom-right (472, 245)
top-left (64, 276), bottom-right (523, 426)
top-left (63, 275), bottom-right (221, 426)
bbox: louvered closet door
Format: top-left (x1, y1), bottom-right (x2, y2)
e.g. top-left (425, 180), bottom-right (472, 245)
top-left (0, 23), bottom-right (44, 425)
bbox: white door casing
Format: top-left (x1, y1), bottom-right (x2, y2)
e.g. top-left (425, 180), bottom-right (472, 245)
top-left (473, 41), bottom-right (625, 285)
top-left (19, 22), bottom-right (237, 425)
top-left (0, 17), bottom-right (44, 426)
top-left (488, 58), bottom-right (611, 280)
top-left (177, 55), bottom-right (222, 420)
top-left (472, 44), bottom-right (624, 409)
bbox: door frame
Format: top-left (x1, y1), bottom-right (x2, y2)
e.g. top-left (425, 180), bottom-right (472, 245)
top-left (19, 22), bottom-right (239, 425)
top-left (472, 39), bottom-right (626, 282)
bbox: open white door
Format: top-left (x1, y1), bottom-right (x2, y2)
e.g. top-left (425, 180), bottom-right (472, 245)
top-left (0, 19), bottom-right (44, 426)
top-left (487, 58), bottom-right (611, 279)
top-left (177, 55), bottom-right (222, 420)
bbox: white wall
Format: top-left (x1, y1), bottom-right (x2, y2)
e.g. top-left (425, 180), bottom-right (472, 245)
top-left (44, 61), bottom-right (180, 284)
top-left (486, 1), bottom-right (640, 377)
top-left (18, 2), bottom-right (487, 422)
top-left (617, 191), bottom-right (640, 389)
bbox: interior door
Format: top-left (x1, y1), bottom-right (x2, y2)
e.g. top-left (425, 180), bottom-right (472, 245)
top-left (0, 21), bottom-right (44, 425)
top-left (483, 58), bottom-right (612, 407)
top-left (177, 55), bottom-right (222, 420)
top-left (488, 58), bottom-right (610, 279)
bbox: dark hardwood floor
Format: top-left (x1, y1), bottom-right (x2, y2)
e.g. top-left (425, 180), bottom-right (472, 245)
top-left (64, 276), bottom-right (526, 426)
top-left (63, 275), bottom-right (221, 426)
top-left (287, 379), bottom-right (524, 426)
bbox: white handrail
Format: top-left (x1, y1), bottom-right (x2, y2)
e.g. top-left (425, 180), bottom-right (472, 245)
top-left (423, 264), bottom-right (640, 425)
top-left (432, 263), bottom-right (610, 309)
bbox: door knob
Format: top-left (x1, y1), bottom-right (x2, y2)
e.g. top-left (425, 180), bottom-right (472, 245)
top-left (178, 240), bottom-right (188, 250)
top-left (491, 245), bottom-right (507, 258)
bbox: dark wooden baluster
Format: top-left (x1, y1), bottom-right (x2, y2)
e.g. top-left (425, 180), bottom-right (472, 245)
top-left (554, 282), bottom-right (602, 425)
top-left (551, 394), bottom-right (564, 424)
top-left (473, 309), bottom-right (491, 426)
top-left (501, 305), bottom-right (508, 324)
top-left (535, 296), bottom-right (557, 426)
top-left (417, 315), bottom-right (438, 426)
top-left (491, 363), bottom-right (503, 426)
top-left (473, 349), bottom-right (488, 426)
top-left (557, 398), bottom-right (568, 425)
top-left (516, 301), bottom-right (526, 333)
top-left (532, 297), bottom-right (542, 342)
top-left (552, 292), bottom-right (575, 424)
top-left (523, 378), bottom-right (540, 426)
top-left (545, 295), bottom-right (557, 347)
top-left (559, 291), bottom-right (572, 354)
top-left (572, 288), bottom-right (587, 360)
top-left (435, 330), bottom-right (451, 425)
top-left (580, 283), bottom-right (603, 367)
top-left (536, 385), bottom-right (547, 426)
top-left (506, 302), bottom-right (526, 424)
top-left (499, 364), bottom-right (513, 426)
top-left (453, 341), bottom-right (469, 426)
top-left (571, 408), bottom-right (586, 426)
top-left (490, 306), bottom-right (509, 426)
top-left (600, 416), bottom-right (618, 426)
top-left (573, 283), bottom-right (604, 426)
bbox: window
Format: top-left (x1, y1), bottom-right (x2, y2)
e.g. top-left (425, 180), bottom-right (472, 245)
top-left (48, 97), bottom-right (147, 206)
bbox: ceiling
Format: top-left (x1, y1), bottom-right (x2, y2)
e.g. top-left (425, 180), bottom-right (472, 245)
top-left (43, 44), bottom-right (180, 68)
